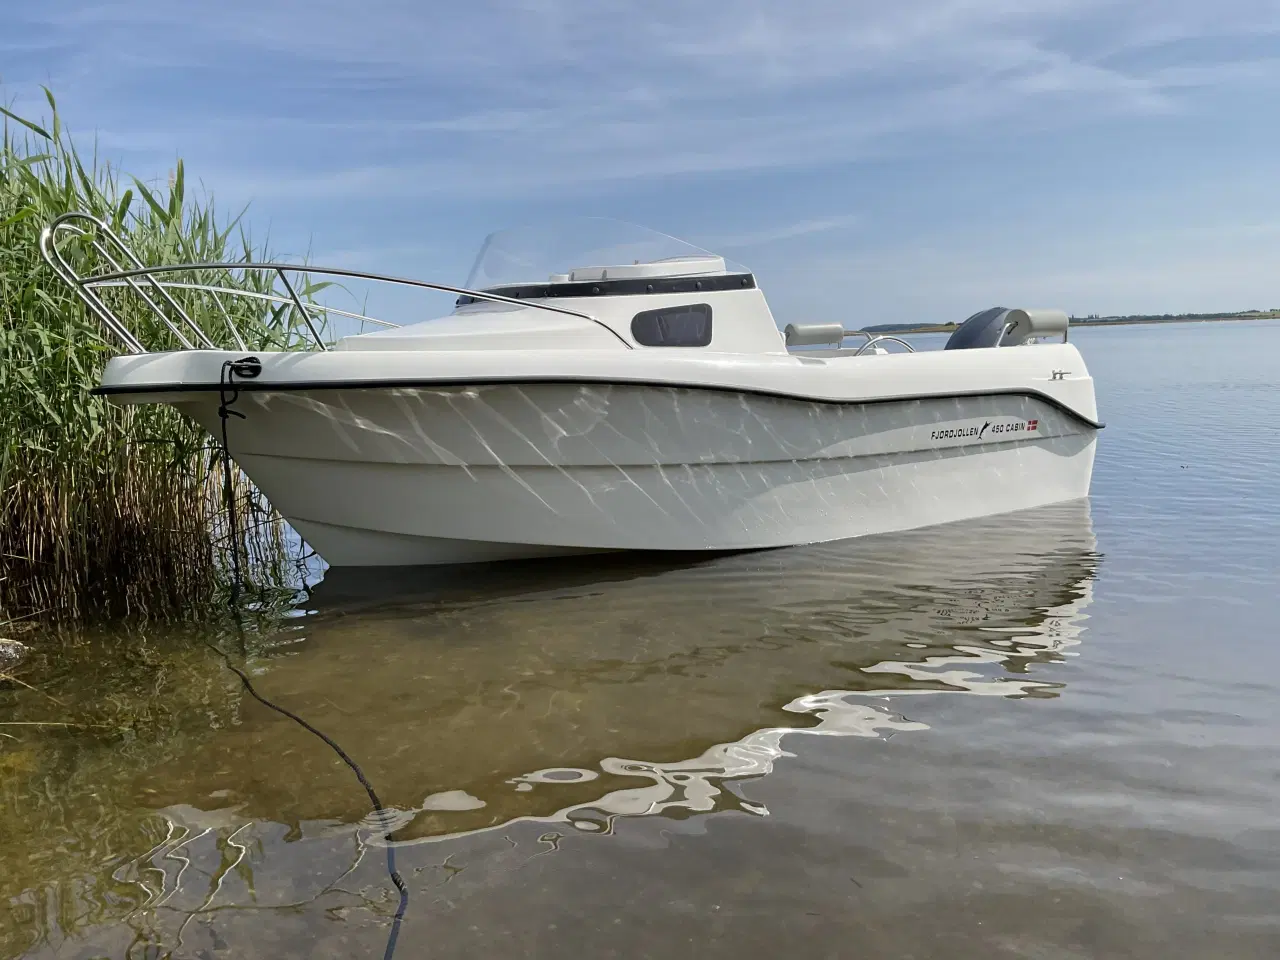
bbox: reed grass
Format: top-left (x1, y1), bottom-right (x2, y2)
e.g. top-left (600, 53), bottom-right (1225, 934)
top-left (1, 89), bottom-right (308, 622)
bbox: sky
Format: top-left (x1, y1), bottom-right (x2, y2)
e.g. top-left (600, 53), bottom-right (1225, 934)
top-left (5, 0), bottom-right (1280, 324)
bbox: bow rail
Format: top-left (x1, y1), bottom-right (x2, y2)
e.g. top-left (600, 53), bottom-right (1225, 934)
top-left (39, 212), bottom-right (629, 354)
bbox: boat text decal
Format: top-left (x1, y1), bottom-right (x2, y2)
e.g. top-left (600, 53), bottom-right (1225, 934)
top-left (930, 418), bottom-right (1039, 443)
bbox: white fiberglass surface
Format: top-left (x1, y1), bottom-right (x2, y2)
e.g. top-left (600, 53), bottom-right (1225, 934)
top-left (464, 217), bottom-right (748, 289)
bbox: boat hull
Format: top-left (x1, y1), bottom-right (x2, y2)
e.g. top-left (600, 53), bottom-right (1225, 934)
top-left (182, 381), bottom-right (1098, 566)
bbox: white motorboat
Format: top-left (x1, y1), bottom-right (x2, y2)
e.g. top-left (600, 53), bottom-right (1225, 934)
top-left (42, 213), bottom-right (1101, 567)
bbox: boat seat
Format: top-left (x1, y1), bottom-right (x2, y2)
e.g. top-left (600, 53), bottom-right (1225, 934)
top-left (784, 322), bottom-right (845, 347)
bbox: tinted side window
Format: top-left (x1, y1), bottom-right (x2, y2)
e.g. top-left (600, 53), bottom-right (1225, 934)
top-left (630, 303), bottom-right (713, 347)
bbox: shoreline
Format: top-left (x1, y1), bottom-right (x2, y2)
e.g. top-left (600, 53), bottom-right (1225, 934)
top-left (868, 314), bottom-right (1280, 337)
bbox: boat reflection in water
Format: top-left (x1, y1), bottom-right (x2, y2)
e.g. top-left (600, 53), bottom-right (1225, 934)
top-left (92, 501), bottom-right (1100, 953)
top-left (141, 500), bottom-right (1098, 846)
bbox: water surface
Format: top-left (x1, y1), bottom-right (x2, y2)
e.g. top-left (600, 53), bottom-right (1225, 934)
top-left (3, 319), bottom-right (1279, 959)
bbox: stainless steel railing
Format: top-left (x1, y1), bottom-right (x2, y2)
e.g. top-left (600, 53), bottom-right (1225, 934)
top-left (852, 335), bottom-right (916, 355)
top-left (39, 212), bottom-right (633, 353)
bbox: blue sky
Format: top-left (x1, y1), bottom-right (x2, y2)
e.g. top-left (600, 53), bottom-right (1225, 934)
top-left (5, 0), bottom-right (1280, 324)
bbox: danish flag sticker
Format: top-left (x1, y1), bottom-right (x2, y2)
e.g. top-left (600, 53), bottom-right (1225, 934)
top-left (1027, 419), bottom-right (1039, 430)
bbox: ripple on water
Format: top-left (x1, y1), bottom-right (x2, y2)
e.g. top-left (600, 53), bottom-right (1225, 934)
top-left (5, 321), bottom-right (1280, 959)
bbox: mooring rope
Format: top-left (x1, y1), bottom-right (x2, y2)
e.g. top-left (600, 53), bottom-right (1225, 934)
top-left (214, 358), bottom-right (409, 959)
top-left (216, 358), bottom-right (255, 604)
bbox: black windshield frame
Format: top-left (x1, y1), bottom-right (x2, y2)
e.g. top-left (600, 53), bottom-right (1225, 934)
top-left (456, 273), bottom-right (755, 306)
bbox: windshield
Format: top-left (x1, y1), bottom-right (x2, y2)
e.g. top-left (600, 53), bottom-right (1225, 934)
top-left (464, 217), bottom-right (747, 290)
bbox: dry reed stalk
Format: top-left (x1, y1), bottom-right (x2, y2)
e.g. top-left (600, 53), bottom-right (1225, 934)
top-left (2, 89), bottom-right (307, 622)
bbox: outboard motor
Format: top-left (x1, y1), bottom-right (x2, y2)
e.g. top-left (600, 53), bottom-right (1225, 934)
top-left (945, 307), bottom-right (1069, 350)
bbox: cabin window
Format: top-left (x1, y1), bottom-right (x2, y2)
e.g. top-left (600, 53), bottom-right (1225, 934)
top-left (630, 303), bottom-right (713, 347)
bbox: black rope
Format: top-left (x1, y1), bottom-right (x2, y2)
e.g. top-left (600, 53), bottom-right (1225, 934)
top-left (206, 645), bottom-right (410, 957)
top-left (217, 359), bottom-right (252, 604)
top-left (215, 358), bottom-right (408, 958)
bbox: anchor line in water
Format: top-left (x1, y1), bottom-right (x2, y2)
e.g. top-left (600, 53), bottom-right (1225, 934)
top-left (217, 358), bottom-right (255, 603)
top-left (214, 358), bottom-right (409, 960)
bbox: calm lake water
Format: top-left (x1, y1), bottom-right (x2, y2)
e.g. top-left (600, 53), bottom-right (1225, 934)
top-left (4, 320), bottom-right (1279, 959)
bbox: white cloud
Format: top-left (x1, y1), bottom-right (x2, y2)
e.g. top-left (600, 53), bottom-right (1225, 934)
top-left (704, 215), bottom-right (863, 250)
top-left (9, 0), bottom-right (1280, 199)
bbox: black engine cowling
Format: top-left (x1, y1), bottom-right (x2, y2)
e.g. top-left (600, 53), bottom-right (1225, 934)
top-left (944, 307), bottom-right (1015, 350)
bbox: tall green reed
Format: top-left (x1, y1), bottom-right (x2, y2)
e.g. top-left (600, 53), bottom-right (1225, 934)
top-left (1, 89), bottom-right (310, 622)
